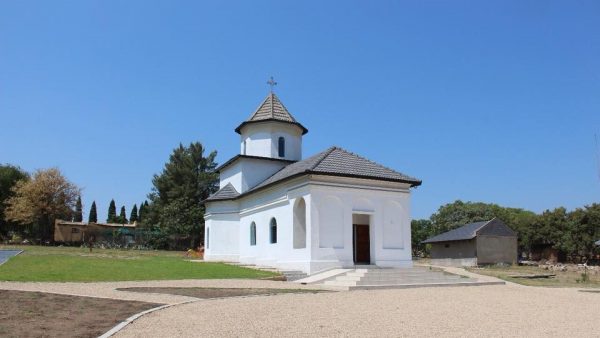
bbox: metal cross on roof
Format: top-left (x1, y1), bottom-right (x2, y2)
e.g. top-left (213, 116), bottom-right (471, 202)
top-left (267, 76), bottom-right (278, 92)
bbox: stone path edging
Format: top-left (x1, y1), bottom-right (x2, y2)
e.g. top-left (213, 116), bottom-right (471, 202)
top-left (99, 300), bottom-right (198, 338)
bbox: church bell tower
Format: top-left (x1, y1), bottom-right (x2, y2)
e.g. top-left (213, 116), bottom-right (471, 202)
top-left (234, 78), bottom-right (308, 162)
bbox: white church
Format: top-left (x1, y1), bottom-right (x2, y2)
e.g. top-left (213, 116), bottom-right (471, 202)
top-left (203, 90), bottom-right (421, 275)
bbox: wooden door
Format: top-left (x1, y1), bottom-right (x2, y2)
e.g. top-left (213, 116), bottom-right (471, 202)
top-left (353, 224), bottom-right (371, 264)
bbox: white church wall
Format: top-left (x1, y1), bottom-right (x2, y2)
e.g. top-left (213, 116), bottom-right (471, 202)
top-left (240, 122), bottom-right (303, 161)
top-left (219, 158), bottom-right (289, 194)
top-left (204, 207), bottom-right (240, 262)
top-left (205, 175), bottom-right (413, 275)
top-left (240, 159), bottom-right (289, 193)
top-left (309, 177), bottom-right (413, 273)
top-left (219, 162), bottom-right (243, 191)
top-left (235, 177), bottom-right (313, 272)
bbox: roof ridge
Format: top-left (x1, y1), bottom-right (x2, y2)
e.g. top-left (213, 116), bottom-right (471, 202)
top-left (474, 218), bottom-right (496, 234)
top-left (320, 146), bottom-right (421, 182)
top-left (269, 92), bottom-right (274, 118)
top-left (247, 95), bottom-right (272, 120)
top-left (309, 146), bottom-right (338, 171)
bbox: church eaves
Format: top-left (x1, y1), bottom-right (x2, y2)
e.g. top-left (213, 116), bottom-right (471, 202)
top-left (234, 92), bottom-right (308, 135)
top-left (205, 146), bottom-right (422, 202)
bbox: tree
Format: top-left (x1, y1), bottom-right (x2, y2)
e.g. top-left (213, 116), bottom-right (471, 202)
top-left (138, 202), bottom-right (145, 223)
top-left (4, 168), bottom-right (80, 241)
top-left (118, 206), bottom-right (127, 224)
top-left (107, 199), bottom-right (117, 223)
top-left (0, 164), bottom-right (29, 236)
top-left (74, 196), bottom-right (83, 222)
top-left (411, 219), bottom-right (433, 257)
top-left (129, 204), bottom-right (138, 224)
top-left (88, 201), bottom-right (98, 223)
top-left (429, 200), bottom-right (536, 253)
top-left (146, 142), bottom-right (218, 248)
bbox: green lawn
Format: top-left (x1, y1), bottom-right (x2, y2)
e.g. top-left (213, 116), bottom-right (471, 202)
top-left (0, 245), bottom-right (277, 282)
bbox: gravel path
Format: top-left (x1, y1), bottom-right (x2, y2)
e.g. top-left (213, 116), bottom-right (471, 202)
top-left (0, 279), bottom-right (320, 305)
top-left (115, 284), bottom-right (600, 338)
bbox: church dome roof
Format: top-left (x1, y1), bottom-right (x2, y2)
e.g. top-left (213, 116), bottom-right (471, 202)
top-left (235, 92), bottom-right (308, 135)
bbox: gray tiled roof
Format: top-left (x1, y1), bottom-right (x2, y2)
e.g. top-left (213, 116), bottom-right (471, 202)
top-left (245, 146), bottom-right (421, 195)
top-left (422, 221), bottom-right (490, 244)
top-left (235, 93), bottom-right (308, 134)
top-left (422, 218), bottom-right (516, 244)
top-left (206, 146), bottom-right (422, 203)
top-left (205, 183), bottom-right (240, 201)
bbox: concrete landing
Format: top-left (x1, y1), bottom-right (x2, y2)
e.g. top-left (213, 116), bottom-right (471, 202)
top-left (317, 266), bottom-right (505, 291)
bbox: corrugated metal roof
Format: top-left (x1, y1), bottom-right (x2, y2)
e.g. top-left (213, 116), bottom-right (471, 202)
top-left (235, 93), bottom-right (308, 134)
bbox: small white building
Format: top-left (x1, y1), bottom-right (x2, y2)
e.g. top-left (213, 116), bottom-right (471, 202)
top-left (203, 92), bottom-right (421, 274)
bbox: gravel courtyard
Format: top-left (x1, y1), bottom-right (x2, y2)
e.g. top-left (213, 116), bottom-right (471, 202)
top-left (115, 284), bottom-right (600, 338)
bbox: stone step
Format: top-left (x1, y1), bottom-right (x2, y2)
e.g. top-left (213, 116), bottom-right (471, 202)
top-left (357, 279), bottom-right (466, 285)
top-left (324, 280), bottom-right (358, 287)
top-left (347, 281), bottom-right (506, 291)
top-left (319, 267), bottom-right (479, 290)
top-left (281, 270), bottom-right (308, 282)
top-left (348, 274), bottom-right (455, 280)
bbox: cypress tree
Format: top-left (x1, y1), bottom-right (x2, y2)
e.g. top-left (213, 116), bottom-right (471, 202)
top-left (74, 196), bottom-right (83, 222)
top-left (107, 199), bottom-right (117, 223)
top-left (138, 202), bottom-right (144, 222)
top-left (119, 206), bottom-right (127, 224)
top-left (88, 201), bottom-right (97, 223)
top-left (130, 204), bottom-right (138, 224)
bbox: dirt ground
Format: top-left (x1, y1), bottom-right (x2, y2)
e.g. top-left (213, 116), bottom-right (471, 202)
top-left (117, 287), bottom-right (325, 298)
top-left (467, 265), bottom-right (600, 288)
top-left (0, 290), bottom-right (161, 338)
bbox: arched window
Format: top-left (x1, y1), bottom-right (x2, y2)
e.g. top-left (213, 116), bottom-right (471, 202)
top-left (250, 222), bottom-right (256, 246)
top-left (293, 198), bottom-right (307, 249)
top-left (270, 218), bottom-right (277, 244)
top-left (242, 140), bottom-right (247, 155)
top-left (278, 137), bottom-right (285, 157)
top-left (206, 227), bottom-right (210, 249)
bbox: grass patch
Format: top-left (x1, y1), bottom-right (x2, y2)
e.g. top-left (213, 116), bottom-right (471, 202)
top-left (467, 265), bottom-right (600, 288)
top-left (0, 290), bottom-right (161, 338)
top-left (0, 245), bottom-right (277, 282)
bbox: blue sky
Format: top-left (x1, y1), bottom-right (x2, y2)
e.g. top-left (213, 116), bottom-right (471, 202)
top-left (1, 1), bottom-right (599, 220)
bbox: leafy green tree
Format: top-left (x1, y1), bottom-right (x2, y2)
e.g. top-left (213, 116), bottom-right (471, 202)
top-left (529, 207), bottom-right (570, 254)
top-left (429, 200), bottom-right (536, 253)
top-left (0, 164), bottom-right (29, 236)
top-left (107, 199), bottom-right (117, 223)
top-left (411, 219), bottom-right (433, 256)
top-left (130, 204), bottom-right (138, 224)
top-left (88, 201), bottom-right (98, 223)
top-left (146, 142), bottom-right (218, 248)
top-left (118, 206), bottom-right (127, 224)
top-left (564, 204), bottom-right (600, 261)
top-left (74, 196), bottom-right (83, 222)
top-left (4, 168), bottom-right (80, 241)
